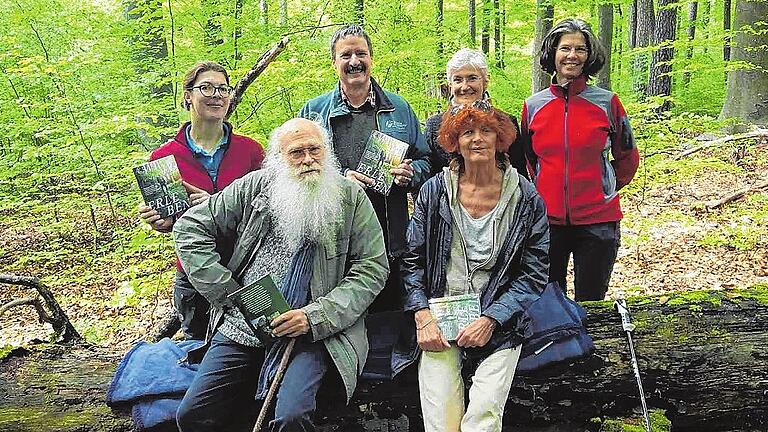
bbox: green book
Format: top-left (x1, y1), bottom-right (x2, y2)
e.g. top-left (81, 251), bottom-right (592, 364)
top-left (356, 130), bottom-right (410, 196)
top-left (133, 155), bottom-right (190, 219)
top-left (428, 293), bottom-right (481, 341)
top-left (227, 274), bottom-right (290, 344)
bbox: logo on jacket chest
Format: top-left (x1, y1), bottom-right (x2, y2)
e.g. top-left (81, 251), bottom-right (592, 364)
top-left (384, 119), bottom-right (407, 131)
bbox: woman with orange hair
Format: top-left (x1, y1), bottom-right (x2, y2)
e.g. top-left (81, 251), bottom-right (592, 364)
top-left (392, 104), bottom-right (550, 432)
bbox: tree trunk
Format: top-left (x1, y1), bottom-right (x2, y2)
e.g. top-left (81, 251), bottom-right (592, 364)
top-left (682, 1), bottom-right (698, 86)
top-left (632, 0), bottom-right (655, 94)
top-left (647, 0), bottom-right (677, 111)
top-left (123, 0), bottom-right (175, 130)
top-left (280, 0), bottom-right (287, 26)
top-left (494, 0), bottom-right (502, 67)
top-left (719, 0), bottom-right (768, 126)
top-left (436, 0), bottom-right (444, 61)
top-left (468, 0), bottom-right (476, 46)
top-left (3, 288), bottom-right (768, 431)
top-left (701, 0), bottom-right (712, 54)
top-left (628, 0), bottom-right (637, 48)
top-left (355, 0), bottom-right (364, 25)
top-left (481, 0), bottom-right (490, 55)
top-left (259, 0), bottom-right (269, 27)
top-left (723, 0), bottom-right (731, 62)
top-left (532, 0), bottom-right (554, 93)
top-left (597, 3), bottom-right (614, 90)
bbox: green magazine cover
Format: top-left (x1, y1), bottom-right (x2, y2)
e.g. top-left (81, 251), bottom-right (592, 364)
top-left (356, 130), bottom-right (409, 196)
top-left (133, 155), bottom-right (190, 219)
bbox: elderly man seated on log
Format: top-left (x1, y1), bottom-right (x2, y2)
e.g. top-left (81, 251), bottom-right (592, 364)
top-left (172, 117), bottom-right (389, 432)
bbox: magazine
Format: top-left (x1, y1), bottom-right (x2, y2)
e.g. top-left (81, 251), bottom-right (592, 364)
top-left (227, 274), bottom-right (290, 344)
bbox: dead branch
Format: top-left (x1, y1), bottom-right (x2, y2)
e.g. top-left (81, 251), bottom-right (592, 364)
top-left (227, 36), bottom-right (291, 119)
top-left (704, 179), bottom-right (768, 209)
top-left (0, 273), bottom-right (82, 343)
top-left (0, 297), bottom-right (39, 317)
top-left (676, 129), bottom-right (768, 160)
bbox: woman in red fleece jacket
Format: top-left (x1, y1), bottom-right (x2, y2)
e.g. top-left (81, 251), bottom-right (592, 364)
top-left (139, 61), bottom-right (264, 338)
top-left (520, 19), bottom-right (639, 301)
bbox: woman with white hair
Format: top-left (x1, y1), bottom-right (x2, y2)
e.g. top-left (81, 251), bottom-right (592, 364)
top-left (424, 48), bottom-right (527, 179)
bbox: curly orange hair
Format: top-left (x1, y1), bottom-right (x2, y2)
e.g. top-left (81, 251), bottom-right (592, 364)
top-left (437, 107), bottom-right (517, 155)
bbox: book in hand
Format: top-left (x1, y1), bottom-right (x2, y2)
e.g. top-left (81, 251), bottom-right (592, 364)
top-left (227, 274), bottom-right (291, 345)
top-left (133, 155), bottom-right (190, 219)
top-left (428, 293), bottom-right (481, 341)
top-left (355, 130), bottom-right (410, 196)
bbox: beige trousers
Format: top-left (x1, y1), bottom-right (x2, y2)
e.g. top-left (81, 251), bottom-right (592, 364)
top-left (418, 344), bottom-right (521, 432)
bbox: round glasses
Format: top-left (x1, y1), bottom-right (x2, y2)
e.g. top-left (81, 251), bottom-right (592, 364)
top-left (190, 83), bottom-right (233, 98)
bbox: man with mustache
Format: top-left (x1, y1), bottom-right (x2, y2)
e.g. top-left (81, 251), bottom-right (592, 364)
top-left (173, 118), bottom-right (389, 431)
top-left (299, 24), bottom-right (431, 312)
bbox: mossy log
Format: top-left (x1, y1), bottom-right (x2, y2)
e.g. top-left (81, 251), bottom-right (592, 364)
top-left (1, 287), bottom-right (767, 432)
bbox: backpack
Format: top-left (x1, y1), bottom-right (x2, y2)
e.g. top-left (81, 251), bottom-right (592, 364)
top-left (517, 282), bottom-right (595, 373)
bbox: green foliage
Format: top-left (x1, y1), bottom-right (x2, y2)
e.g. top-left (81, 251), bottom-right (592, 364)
top-left (598, 409), bottom-right (672, 432)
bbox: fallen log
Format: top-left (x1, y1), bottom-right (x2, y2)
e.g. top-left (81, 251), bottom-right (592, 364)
top-left (675, 129), bottom-right (768, 160)
top-left (702, 179), bottom-right (768, 209)
top-left (1, 287), bottom-right (766, 431)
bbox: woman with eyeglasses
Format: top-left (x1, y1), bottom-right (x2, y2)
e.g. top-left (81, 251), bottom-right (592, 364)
top-left (520, 18), bottom-right (639, 302)
top-left (392, 104), bottom-right (549, 432)
top-left (424, 48), bottom-right (527, 180)
top-left (138, 61), bottom-right (265, 339)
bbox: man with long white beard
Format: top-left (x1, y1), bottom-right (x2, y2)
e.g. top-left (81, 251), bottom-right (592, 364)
top-left (172, 117), bottom-right (389, 432)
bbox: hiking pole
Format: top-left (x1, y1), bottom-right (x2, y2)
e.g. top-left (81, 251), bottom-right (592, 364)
top-left (253, 337), bottom-right (297, 432)
top-left (615, 298), bottom-right (653, 432)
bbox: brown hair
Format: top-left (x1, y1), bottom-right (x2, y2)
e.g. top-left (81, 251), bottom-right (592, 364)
top-left (181, 61), bottom-right (229, 109)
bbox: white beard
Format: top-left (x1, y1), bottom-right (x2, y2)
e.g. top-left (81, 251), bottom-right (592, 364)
top-left (264, 152), bottom-right (344, 249)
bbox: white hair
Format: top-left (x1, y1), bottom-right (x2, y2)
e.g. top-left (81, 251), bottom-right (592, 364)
top-left (446, 48), bottom-right (489, 81)
top-left (266, 116), bottom-right (333, 157)
top-left (262, 118), bottom-right (343, 249)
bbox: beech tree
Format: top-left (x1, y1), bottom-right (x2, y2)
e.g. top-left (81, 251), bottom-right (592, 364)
top-left (647, 0), bottom-right (677, 110)
top-left (532, 0), bottom-right (554, 93)
top-left (720, 0), bottom-right (768, 125)
top-left (597, 3), bottom-right (614, 90)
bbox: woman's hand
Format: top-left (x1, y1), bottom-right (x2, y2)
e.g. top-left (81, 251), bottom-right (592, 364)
top-left (415, 308), bottom-right (450, 352)
top-left (183, 181), bottom-right (211, 206)
top-left (456, 316), bottom-right (497, 348)
top-left (138, 204), bottom-right (174, 233)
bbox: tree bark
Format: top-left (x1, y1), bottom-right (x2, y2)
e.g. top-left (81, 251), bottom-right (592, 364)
top-left (4, 288), bottom-right (767, 431)
top-left (628, 0), bottom-right (637, 48)
top-left (631, 0), bottom-right (655, 94)
top-left (481, 0), bottom-right (490, 55)
top-left (719, 0), bottom-right (768, 126)
top-left (597, 3), bottom-right (614, 90)
top-left (494, 0), bottom-right (501, 67)
top-left (436, 0), bottom-right (444, 61)
top-left (260, 0), bottom-right (269, 27)
top-left (647, 0), bottom-right (677, 111)
top-left (468, 0), bottom-right (476, 46)
top-left (723, 0), bottom-right (731, 62)
top-left (532, 0), bottom-right (554, 93)
top-left (682, 1), bottom-right (698, 86)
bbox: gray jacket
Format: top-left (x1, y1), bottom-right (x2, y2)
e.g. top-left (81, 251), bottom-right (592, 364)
top-left (173, 170), bottom-right (389, 401)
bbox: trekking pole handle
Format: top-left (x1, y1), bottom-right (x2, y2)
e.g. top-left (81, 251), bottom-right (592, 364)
top-left (614, 298), bottom-right (636, 333)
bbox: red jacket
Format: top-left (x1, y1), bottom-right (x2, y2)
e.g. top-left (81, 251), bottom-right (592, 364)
top-left (150, 122), bottom-right (264, 270)
top-left (521, 76), bottom-right (639, 225)
top-left (150, 122), bottom-right (264, 194)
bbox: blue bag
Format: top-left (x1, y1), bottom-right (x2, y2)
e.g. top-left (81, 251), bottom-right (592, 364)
top-left (517, 282), bottom-right (595, 373)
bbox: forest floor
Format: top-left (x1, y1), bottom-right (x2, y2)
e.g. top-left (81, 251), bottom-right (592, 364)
top-left (1, 131), bottom-right (767, 352)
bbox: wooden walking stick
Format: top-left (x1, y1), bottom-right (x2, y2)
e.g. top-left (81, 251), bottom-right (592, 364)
top-left (253, 337), bottom-right (297, 432)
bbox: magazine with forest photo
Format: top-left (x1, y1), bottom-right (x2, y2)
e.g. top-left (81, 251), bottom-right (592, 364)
top-left (355, 130), bottom-right (410, 196)
top-left (133, 155), bottom-right (190, 219)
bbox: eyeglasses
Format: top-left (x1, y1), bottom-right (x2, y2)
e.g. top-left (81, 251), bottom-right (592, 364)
top-left (450, 99), bottom-right (492, 116)
top-left (557, 46), bottom-right (589, 55)
top-left (190, 83), bottom-right (233, 98)
top-left (286, 146), bottom-right (323, 162)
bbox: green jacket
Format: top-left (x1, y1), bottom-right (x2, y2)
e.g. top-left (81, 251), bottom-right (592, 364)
top-left (173, 170), bottom-right (389, 401)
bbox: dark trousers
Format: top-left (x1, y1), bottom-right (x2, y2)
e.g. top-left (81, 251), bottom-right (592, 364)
top-left (176, 332), bottom-right (333, 432)
top-left (174, 270), bottom-right (210, 340)
top-left (368, 256), bottom-right (405, 313)
top-left (548, 222), bottom-right (620, 302)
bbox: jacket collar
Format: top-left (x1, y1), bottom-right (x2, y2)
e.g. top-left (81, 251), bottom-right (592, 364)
top-left (549, 74), bottom-right (588, 98)
top-left (174, 121), bottom-right (233, 147)
top-left (329, 77), bottom-right (394, 118)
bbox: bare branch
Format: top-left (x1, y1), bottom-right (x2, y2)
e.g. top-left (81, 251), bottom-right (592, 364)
top-left (0, 297), bottom-right (39, 317)
top-left (227, 36), bottom-right (291, 118)
top-left (704, 179), bottom-right (768, 209)
top-left (676, 129), bottom-right (768, 160)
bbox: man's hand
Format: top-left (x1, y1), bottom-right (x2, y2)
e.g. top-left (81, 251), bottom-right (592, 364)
top-left (345, 169), bottom-right (376, 189)
top-left (271, 309), bottom-right (310, 338)
top-left (183, 181), bottom-right (211, 206)
top-left (138, 204), bottom-right (174, 233)
top-left (390, 158), bottom-right (414, 187)
top-left (415, 308), bottom-right (450, 352)
top-left (456, 316), bottom-right (497, 348)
